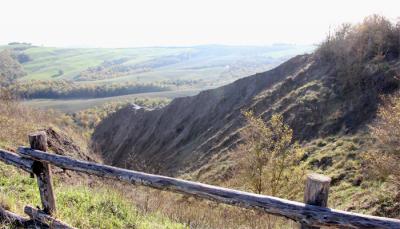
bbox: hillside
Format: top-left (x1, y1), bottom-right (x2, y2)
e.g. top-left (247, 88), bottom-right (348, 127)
top-left (93, 51), bottom-right (400, 173)
top-left (92, 16), bottom-right (400, 216)
top-left (0, 94), bottom-right (185, 228)
top-left (0, 50), bottom-right (26, 85)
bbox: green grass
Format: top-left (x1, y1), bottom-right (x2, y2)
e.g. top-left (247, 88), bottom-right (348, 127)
top-left (7, 44), bottom-right (313, 83)
top-left (0, 163), bottom-right (186, 228)
top-left (3, 44), bottom-right (313, 112)
top-left (302, 135), bottom-right (398, 215)
top-left (20, 46), bottom-right (190, 81)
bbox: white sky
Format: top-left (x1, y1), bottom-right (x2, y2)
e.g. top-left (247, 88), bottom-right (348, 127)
top-left (0, 0), bottom-right (399, 48)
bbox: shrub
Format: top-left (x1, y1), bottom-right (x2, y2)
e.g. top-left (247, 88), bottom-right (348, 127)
top-left (367, 93), bottom-right (400, 188)
top-left (317, 15), bottom-right (399, 63)
top-left (316, 15), bottom-right (400, 92)
top-left (234, 111), bottom-right (305, 197)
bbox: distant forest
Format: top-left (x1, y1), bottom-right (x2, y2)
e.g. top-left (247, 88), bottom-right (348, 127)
top-left (13, 80), bottom-right (170, 99)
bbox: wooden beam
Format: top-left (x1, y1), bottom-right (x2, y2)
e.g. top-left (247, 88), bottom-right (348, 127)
top-left (0, 206), bottom-right (48, 228)
top-left (0, 149), bottom-right (33, 173)
top-left (24, 205), bottom-right (75, 229)
top-left (0, 206), bottom-right (29, 226)
top-left (29, 132), bottom-right (57, 215)
top-left (18, 146), bottom-right (400, 229)
top-left (301, 173), bottom-right (331, 229)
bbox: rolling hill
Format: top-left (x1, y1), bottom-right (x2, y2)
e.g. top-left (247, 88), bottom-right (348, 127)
top-left (1, 43), bottom-right (313, 111)
top-left (1, 44), bottom-right (312, 84)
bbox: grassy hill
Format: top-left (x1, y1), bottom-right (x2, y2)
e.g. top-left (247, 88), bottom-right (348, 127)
top-left (1, 44), bottom-right (313, 111)
top-left (1, 44), bottom-right (312, 83)
top-left (0, 93), bottom-right (185, 228)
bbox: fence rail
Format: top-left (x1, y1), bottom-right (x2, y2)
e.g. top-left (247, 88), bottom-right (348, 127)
top-left (0, 132), bottom-right (400, 228)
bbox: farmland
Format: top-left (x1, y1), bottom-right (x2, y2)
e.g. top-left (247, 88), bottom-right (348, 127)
top-left (2, 43), bottom-right (313, 111)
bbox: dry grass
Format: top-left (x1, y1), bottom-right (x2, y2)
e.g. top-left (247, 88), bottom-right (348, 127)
top-left (102, 181), bottom-right (300, 229)
top-left (0, 88), bottom-right (88, 152)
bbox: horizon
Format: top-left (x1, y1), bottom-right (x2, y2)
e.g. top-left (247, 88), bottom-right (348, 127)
top-left (1, 42), bottom-right (315, 49)
top-left (1, 0), bottom-right (399, 48)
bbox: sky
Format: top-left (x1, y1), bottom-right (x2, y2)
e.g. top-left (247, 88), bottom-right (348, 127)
top-left (0, 0), bottom-right (399, 48)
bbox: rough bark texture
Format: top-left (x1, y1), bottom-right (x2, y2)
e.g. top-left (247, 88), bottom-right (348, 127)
top-left (29, 131), bottom-right (48, 152)
top-left (0, 148), bottom-right (33, 173)
top-left (24, 205), bottom-right (75, 229)
top-left (29, 132), bottom-right (57, 215)
top-left (0, 206), bottom-right (48, 228)
top-left (18, 147), bottom-right (400, 229)
top-left (301, 173), bottom-right (331, 229)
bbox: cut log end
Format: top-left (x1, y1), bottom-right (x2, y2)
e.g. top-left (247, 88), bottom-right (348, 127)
top-left (301, 173), bottom-right (331, 229)
top-left (29, 131), bottom-right (48, 152)
top-left (307, 173), bottom-right (331, 184)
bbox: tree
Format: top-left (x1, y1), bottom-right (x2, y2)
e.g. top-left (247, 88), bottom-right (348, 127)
top-left (236, 111), bottom-right (305, 198)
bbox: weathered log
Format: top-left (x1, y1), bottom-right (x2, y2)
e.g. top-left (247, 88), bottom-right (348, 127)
top-left (301, 173), bottom-right (331, 229)
top-left (0, 149), bottom-right (33, 173)
top-left (29, 132), bottom-right (57, 215)
top-left (0, 206), bottom-right (48, 228)
top-left (18, 146), bottom-right (400, 229)
top-left (0, 206), bottom-right (29, 226)
top-left (24, 205), bottom-right (75, 229)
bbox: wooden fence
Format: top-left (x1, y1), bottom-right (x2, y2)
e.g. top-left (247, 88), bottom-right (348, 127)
top-left (0, 131), bottom-right (400, 228)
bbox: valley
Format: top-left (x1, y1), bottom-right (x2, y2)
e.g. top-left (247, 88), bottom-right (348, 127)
top-left (2, 43), bottom-right (313, 111)
top-left (1, 9), bottom-right (400, 229)
top-left (21, 88), bottom-right (201, 112)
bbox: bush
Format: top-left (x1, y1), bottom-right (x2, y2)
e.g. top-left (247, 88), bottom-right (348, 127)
top-left (317, 15), bottom-right (399, 63)
top-left (366, 93), bottom-right (400, 188)
top-left (234, 111), bottom-right (305, 198)
top-left (316, 15), bottom-right (400, 92)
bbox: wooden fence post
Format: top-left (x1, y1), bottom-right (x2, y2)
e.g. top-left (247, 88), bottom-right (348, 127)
top-left (29, 131), bottom-right (56, 215)
top-left (300, 173), bottom-right (331, 229)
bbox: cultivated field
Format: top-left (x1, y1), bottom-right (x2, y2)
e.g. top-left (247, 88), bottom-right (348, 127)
top-left (3, 43), bottom-right (313, 111)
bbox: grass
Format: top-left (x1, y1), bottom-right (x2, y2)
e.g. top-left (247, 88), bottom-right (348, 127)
top-left (21, 89), bottom-right (202, 112)
top-left (8, 44), bottom-right (313, 86)
top-left (0, 97), bottom-right (186, 228)
top-left (20, 46), bottom-right (189, 81)
top-left (0, 163), bottom-right (186, 229)
top-left (3, 44), bottom-right (313, 113)
top-left (302, 134), bottom-right (399, 216)
top-left (0, 97), bottom-right (186, 227)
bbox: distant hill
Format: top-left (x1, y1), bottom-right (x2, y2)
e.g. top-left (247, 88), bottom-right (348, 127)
top-left (0, 43), bottom-right (313, 111)
top-left (0, 44), bottom-right (312, 86)
top-left (0, 50), bottom-right (26, 85)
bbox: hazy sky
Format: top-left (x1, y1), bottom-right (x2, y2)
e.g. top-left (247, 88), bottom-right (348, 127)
top-left (1, 0), bottom-right (399, 47)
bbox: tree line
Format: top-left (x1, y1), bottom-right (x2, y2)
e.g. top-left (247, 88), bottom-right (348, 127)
top-left (13, 80), bottom-right (171, 99)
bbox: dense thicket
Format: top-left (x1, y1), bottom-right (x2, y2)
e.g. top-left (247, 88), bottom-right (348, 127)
top-left (75, 59), bottom-right (150, 81)
top-left (316, 15), bottom-right (400, 93)
top-left (14, 80), bottom-right (170, 99)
